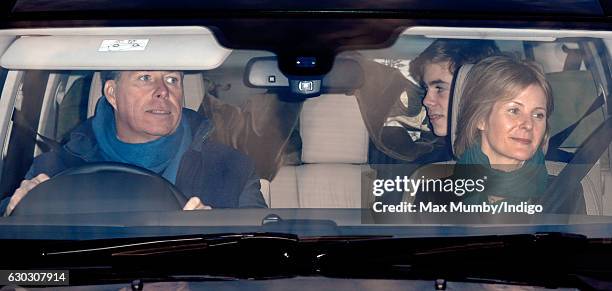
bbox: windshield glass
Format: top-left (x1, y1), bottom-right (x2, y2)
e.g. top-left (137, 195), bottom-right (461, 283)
top-left (0, 27), bottom-right (611, 240)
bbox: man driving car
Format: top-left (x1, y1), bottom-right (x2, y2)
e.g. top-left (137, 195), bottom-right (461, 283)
top-left (2, 70), bottom-right (267, 216)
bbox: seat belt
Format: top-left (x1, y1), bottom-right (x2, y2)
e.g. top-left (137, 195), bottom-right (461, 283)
top-left (546, 44), bottom-right (603, 162)
top-left (546, 92), bottom-right (605, 162)
top-left (12, 109), bottom-right (62, 153)
top-left (543, 116), bottom-right (612, 214)
top-left (0, 71), bottom-right (49, 197)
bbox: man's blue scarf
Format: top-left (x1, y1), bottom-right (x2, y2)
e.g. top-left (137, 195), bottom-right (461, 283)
top-left (91, 97), bottom-right (192, 184)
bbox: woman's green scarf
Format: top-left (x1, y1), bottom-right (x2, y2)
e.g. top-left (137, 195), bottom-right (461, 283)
top-left (455, 144), bottom-right (548, 205)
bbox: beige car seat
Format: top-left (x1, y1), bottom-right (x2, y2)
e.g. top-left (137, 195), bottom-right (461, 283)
top-left (268, 93), bottom-right (372, 208)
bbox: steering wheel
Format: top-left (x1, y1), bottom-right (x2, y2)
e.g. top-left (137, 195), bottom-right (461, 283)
top-left (11, 162), bottom-right (188, 216)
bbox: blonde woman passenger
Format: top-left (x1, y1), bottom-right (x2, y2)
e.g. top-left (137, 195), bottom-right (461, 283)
top-left (415, 56), bottom-right (584, 213)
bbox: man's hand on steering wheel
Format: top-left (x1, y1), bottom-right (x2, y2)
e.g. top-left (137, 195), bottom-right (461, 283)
top-left (4, 164), bottom-right (213, 216)
top-left (4, 173), bottom-right (50, 217)
top-left (183, 196), bottom-right (213, 210)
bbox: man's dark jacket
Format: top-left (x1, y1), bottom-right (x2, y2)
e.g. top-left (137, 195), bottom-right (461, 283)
top-left (11, 109), bottom-right (267, 210)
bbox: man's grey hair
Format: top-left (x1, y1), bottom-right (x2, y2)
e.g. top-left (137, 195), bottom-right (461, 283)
top-left (99, 70), bottom-right (184, 96)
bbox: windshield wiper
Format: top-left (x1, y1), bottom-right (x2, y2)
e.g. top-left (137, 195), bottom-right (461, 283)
top-left (2, 233), bottom-right (300, 285)
top-left (2, 232), bottom-right (611, 289)
top-left (305, 232), bottom-right (612, 289)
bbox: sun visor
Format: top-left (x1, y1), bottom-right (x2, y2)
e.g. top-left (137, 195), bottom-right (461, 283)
top-left (0, 34), bottom-right (231, 70)
top-left (402, 27), bottom-right (612, 41)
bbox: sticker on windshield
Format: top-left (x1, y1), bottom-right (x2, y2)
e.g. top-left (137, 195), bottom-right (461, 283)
top-left (98, 39), bottom-right (149, 52)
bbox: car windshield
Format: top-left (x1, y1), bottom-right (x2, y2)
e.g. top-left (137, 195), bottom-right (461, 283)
top-left (0, 25), bottom-right (610, 243)
top-left (1, 0), bottom-right (612, 287)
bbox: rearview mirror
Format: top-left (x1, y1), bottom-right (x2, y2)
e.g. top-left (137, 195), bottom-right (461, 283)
top-left (245, 56), bottom-right (364, 97)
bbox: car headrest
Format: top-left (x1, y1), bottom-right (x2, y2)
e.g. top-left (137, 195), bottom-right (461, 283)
top-left (546, 70), bottom-right (602, 147)
top-left (449, 64), bottom-right (474, 156)
top-left (87, 72), bottom-right (103, 117)
top-left (87, 72), bottom-right (206, 117)
top-left (300, 94), bottom-right (368, 164)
